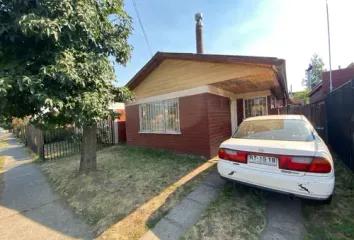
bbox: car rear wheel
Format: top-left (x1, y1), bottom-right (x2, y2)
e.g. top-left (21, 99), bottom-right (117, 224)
top-left (322, 195), bottom-right (332, 205)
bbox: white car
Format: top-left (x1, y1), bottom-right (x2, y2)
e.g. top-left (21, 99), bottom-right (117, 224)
top-left (217, 115), bottom-right (334, 202)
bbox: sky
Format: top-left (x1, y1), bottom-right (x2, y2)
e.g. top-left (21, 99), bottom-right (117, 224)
top-left (114, 0), bottom-right (354, 92)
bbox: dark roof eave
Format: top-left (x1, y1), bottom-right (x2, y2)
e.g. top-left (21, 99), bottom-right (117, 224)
top-left (273, 63), bottom-right (289, 99)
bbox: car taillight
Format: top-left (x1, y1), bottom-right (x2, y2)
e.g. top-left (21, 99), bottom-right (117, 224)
top-left (279, 156), bottom-right (331, 173)
top-left (309, 157), bottom-right (332, 173)
top-left (218, 148), bottom-right (247, 163)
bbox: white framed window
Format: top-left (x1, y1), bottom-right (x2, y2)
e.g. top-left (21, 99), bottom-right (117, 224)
top-left (139, 98), bottom-right (180, 133)
top-left (271, 96), bottom-right (283, 109)
top-left (244, 97), bottom-right (267, 118)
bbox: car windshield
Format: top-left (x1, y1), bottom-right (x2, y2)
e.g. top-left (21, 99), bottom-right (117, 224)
top-left (233, 119), bottom-right (314, 142)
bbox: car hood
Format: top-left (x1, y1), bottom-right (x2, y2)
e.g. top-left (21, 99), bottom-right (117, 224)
top-left (220, 138), bottom-right (316, 156)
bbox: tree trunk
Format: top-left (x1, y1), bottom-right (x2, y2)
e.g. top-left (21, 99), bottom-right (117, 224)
top-left (79, 125), bottom-right (97, 173)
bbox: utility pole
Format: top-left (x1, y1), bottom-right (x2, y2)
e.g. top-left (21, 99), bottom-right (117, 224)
top-left (326, 0), bottom-right (333, 92)
top-left (306, 64), bottom-right (313, 90)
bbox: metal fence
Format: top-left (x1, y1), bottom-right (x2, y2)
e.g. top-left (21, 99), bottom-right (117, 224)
top-left (13, 119), bottom-right (117, 161)
top-left (14, 125), bottom-right (44, 158)
top-left (43, 127), bottom-right (81, 161)
top-left (286, 103), bottom-right (327, 140)
top-left (284, 79), bottom-right (354, 172)
top-left (326, 79), bottom-right (354, 172)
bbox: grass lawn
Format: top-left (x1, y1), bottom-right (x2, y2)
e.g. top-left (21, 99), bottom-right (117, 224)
top-left (0, 156), bottom-right (4, 172)
top-left (0, 138), bottom-right (8, 172)
top-left (0, 139), bottom-right (7, 190)
top-left (39, 145), bottom-right (213, 239)
top-left (302, 156), bottom-right (354, 240)
top-left (182, 182), bottom-right (266, 240)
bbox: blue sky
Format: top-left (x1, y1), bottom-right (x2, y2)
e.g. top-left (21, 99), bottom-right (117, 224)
top-left (114, 0), bottom-right (354, 92)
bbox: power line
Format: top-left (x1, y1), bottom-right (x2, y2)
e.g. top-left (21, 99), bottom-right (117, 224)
top-left (131, 0), bottom-right (153, 56)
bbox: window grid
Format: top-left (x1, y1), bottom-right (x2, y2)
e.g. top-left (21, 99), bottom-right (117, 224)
top-left (245, 97), bottom-right (267, 118)
top-left (139, 98), bottom-right (180, 133)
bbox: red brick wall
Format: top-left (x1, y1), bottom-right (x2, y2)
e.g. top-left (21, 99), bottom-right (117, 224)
top-left (322, 68), bottom-right (354, 94)
top-left (126, 93), bottom-right (213, 158)
top-left (126, 93), bottom-right (231, 158)
top-left (207, 94), bottom-right (232, 157)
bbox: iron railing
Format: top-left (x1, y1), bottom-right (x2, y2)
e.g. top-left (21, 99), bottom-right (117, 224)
top-left (13, 119), bottom-right (117, 161)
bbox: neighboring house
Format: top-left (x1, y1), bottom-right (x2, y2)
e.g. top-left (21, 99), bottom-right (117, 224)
top-left (108, 102), bottom-right (126, 121)
top-left (309, 64), bottom-right (354, 104)
top-left (124, 14), bottom-right (289, 158)
top-left (108, 102), bottom-right (127, 143)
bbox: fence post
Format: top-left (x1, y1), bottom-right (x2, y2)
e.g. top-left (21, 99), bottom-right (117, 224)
top-left (113, 120), bottom-right (119, 144)
top-left (37, 128), bottom-right (44, 160)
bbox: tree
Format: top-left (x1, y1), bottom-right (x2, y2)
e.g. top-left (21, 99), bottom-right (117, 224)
top-left (302, 53), bottom-right (326, 89)
top-left (112, 86), bottom-right (135, 103)
top-left (292, 90), bottom-right (310, 104)
top-left (0, 0), bottom-right (132, 173)
top-left (0, 116), bottom-right (12, 130)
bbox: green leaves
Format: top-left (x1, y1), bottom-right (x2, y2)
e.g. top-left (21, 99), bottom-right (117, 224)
top-left (302, 53), bottom-right (326, 89)
top-left (293, 90), bottom-right (310, 104)
top-left (112, 86), bottom-right (135, 103)
top-left (0, 0), bottom-right (132, 127)
top-left (19, 13), bottom-right (62, 41)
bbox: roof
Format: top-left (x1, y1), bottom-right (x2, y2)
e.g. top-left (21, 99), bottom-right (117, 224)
top-left (312, 67), bottom-right (354, 96)
top-left (126, 51), bottom-right (288, 97)
top-left (244, 115), bottom-right (303, 121)
top-left (308, 81), bottom-right (323, 97)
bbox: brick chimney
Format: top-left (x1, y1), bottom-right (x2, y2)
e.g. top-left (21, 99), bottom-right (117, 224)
top-left (195, 13), bottom-right (203, 54)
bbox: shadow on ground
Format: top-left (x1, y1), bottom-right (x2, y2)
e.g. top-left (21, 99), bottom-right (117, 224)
top-left (0, 147), bottom-right (33, 161)
top-left (0, 135), bottom-right (92, 239)
top-left (1, 137), bottom-right (216, 240)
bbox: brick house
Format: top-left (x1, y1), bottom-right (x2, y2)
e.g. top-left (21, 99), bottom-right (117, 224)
top-left (125, 14), bottom-right (289, 158)
top-left (309, 64), bottom-right (354, 104)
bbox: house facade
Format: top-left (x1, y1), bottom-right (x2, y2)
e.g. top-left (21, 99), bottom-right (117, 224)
top-left (309, 65), bottom-right (354, 104)
top-left (124, 14), bottom-right (288, 158)
top-left (125, 52), bottom-right (288, 158)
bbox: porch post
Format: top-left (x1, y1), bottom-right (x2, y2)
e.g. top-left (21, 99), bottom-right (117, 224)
top-left (230, 99), bottom-right (237, 134)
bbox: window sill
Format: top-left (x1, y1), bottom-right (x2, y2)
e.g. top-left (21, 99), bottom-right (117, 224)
top-left (139, 131), bottom-right (181, 135)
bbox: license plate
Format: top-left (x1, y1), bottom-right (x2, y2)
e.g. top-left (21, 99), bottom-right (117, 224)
top-left (248, 155), bottom-right (278, 166)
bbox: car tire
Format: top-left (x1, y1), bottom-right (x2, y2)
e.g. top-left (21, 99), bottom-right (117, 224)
top-left (322, 195), bottom-right (332, 205)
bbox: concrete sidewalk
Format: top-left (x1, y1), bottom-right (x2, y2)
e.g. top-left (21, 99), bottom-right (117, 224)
top-left (259, 193), bottom-right (305, 240)
top-left (141, 166), bottom-right (305, 240)
top-left (0, 132), bottom-right (92, 240)
top-left (141, 170), bottom-right (225, 240)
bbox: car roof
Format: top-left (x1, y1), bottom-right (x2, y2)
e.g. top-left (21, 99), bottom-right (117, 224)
top-left (244, 115), bottom-right (304, 121)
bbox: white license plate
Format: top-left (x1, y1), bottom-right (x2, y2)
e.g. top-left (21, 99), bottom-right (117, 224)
top-left (248, 155), bottom-right (278, 166)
